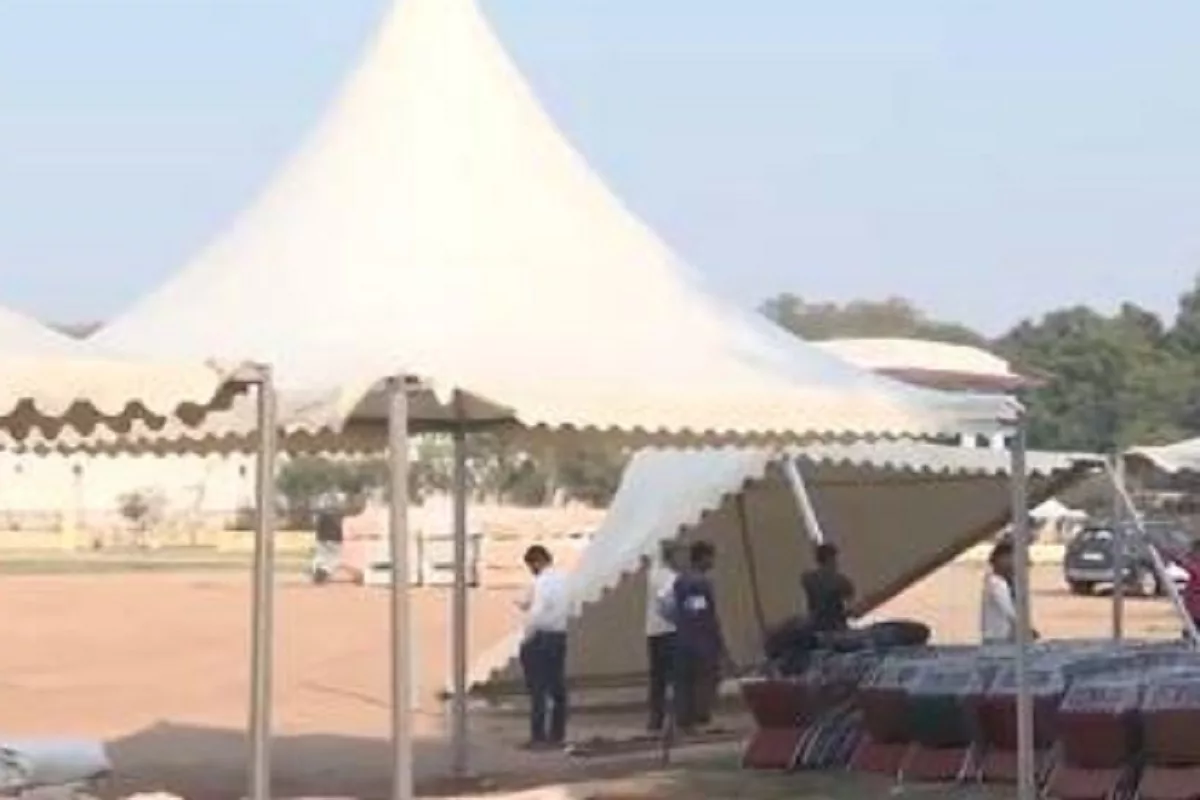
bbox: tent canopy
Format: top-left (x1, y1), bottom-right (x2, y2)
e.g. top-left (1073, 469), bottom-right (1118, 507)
top-left (95, 0), bottom-right (1014, 444)
top-left (0, 303), bottom-right (249, 443)
top-left (469, 442), bottom-right (1097, 696)
top-left (1126, 438), bottom-right (1200, 475)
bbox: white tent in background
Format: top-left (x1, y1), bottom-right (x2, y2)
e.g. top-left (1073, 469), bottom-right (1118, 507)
top-left (1031, 497), bottom-right (1086, 520)
top-left (468, 443), bottom-right (1094, 696)
top-left (90, 0), bottom-right (1020, 796)
top-left (1126, 437), bottom-right (1200, 475)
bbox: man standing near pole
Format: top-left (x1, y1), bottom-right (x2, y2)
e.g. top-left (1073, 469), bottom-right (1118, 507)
top-left (644, 541), bottom-right (679, 733)
top-left (517, 545), bottom-right (569, 749)
top-left (670, 541), bottom-right (729, 736)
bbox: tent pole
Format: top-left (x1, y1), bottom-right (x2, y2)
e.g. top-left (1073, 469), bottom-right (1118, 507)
top-left (248, 368), bottom-right (278, 800)
top-left (781, 456), bottom-right (825, 544)
top-left (734, 492), bottom-right (769, 646)
top-left (1110, 454), bottom-right (1125, 641)
top-left (1009, 420), bottom-right (1035, 800)
top-left (1106, 459), bottom-right (1199, 643)
top-left (388, 377), bottom-right (414, 800)
top-left (450, 395), bottom-right (470, 777)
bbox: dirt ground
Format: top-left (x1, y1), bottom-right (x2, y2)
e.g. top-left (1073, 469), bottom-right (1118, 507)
top-left (0, 562), bottom-right (1181, 799)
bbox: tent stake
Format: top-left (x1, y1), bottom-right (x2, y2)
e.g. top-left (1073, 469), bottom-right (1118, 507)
top-left (388, 377), bottom-right (414, 800)
top-left (248, 368), bottom-right (278, 800)
top-left (1009, 420), bottom-right (1035, 800)
top-left (450, 395), bottom-right (470, 777)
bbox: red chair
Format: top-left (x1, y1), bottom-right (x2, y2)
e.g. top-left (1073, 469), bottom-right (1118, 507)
top-left (740, 678), bottom-right (816, 770)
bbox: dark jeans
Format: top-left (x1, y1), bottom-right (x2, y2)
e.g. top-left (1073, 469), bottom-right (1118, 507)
top-left (520, 631), bottom-right (568, 743)
top-left (673, 647), bottom-right (719, 731)
top-left (647, 632), bottom-right (676, 731)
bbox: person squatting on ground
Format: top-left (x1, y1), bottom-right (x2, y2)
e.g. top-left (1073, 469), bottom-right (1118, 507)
top-left (643, 540), bottom-right (680, 733)
top-left (517, 544), bottom-right (569, 749)
top-left (801, 542), bottom-right (855, 634)
top-left (664, 540), bottom-right (731, 734)
top-left (310, 507), bottom-right (345, 584)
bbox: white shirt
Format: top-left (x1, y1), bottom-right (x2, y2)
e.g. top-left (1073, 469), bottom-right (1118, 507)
top-left (980, 572), bottom-right (1017, 643)
top-left (523, 568), bottom-right (569, 638)
top-left (645, 564), bottom-right (678, 637)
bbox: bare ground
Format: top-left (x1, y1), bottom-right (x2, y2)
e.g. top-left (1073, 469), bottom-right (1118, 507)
top-left (0, 563), bottom-right (1179, 798)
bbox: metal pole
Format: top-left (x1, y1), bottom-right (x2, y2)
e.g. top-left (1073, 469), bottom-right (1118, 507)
top-left (781, 455), bottom-right (826, 544)
top-left (1107, 460), bottom-right (1200, 643)
top-left (248, 371), bottom-right (278, 800)
top-left (1110, 454), bottom-right (1125, 641)
top-left (388, 377), bottom-right (414, 800)
top-left (450, 395), bottom-right (470, 777)
top-left (1009, 421), bottom-right (1036, 800)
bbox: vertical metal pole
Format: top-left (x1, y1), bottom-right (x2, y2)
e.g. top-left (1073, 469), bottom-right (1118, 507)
top-left (388, 377), bottom-right (414, 800)
top-left (1111, 454), bottom-right (1125, 641)
top-left (1009, 421), bottom-right (1036, 800)
top-left (248, 371), bottom-right (278, 800)
top-left (450, 395), bottom-right (470, 777)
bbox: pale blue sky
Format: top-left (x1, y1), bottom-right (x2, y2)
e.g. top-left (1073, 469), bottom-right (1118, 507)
top-left (2, 1), bottom-right (1200, 334)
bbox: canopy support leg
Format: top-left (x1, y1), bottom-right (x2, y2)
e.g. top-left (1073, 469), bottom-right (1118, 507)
top-left (1110, 454), bottom-right (1125, 641)
top-left (781, 456), bottom-right (825, 545)
top-left (734, 492), bottom-right (769, 647)
top-left (450, 394), bottom-right (471, 778)
top-left (248, 369), bottom-right (278, 800)
top-left (1009, 420), bottom-right (1035, 800)
top-left (388, 377), bottom-right (414, 800)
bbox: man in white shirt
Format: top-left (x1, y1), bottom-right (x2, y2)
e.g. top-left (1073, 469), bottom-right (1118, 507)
top-left (980, 540), bottom-right (1039, 644)
top-left (517, 544), bottom-right (569, 748)
top-left (644, 541), bottom-right (679, 732)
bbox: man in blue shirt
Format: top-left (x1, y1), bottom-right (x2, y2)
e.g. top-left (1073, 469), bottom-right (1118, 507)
top-left (669, 540), bottom-right (729, 734)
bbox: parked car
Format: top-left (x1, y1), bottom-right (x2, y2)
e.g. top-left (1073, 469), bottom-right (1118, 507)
top-left (1062, 521), bottom-right (1192, 597)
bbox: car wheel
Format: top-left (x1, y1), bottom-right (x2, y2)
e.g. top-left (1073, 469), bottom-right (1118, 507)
top-left (1068, 581), bottom-right (1093, 596)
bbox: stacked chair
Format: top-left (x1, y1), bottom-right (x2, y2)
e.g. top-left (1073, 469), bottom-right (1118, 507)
top-left (740, 637), bottom-right (1200, 799)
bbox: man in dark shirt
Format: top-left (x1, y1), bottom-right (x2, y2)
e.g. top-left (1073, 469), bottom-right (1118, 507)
top-left (801, 543), bottom-right (855, 634)
top-left (669, 540), bottom-right (728, 734)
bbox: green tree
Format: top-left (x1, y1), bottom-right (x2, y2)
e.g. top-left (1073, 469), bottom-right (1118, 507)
top-left (760, 293), bottom-right (984, 344)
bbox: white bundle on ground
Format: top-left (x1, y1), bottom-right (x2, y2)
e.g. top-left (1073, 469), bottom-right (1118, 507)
top-left (0, 740), bottom-right (109, 790)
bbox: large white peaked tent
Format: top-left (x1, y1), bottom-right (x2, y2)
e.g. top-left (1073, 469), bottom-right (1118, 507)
top-left (95, 0), bottom-right (1014, 441)
top-left (469, 443), bottom-right (1095, 696)
top-left (90, 0), bottom-right (1024, 797)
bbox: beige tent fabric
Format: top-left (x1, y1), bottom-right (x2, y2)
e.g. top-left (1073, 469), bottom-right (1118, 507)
top-left (0, 304), bottom-right (249, 444)
top-left (94, 0), bottom-right (1015, 445)
top-left (469, 443), bottom-right (1096, 695)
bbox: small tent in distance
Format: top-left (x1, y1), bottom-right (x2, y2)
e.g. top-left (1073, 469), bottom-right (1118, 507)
top-left (469, 442), bottom-right (1096, 697)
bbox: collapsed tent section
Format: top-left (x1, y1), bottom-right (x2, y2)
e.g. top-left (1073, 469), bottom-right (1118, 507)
top-left (469, 442), bottom-right (1095, 696)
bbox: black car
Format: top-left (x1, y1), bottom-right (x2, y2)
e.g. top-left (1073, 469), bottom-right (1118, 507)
top-left (1062, 521), bottom-right (1191, 597)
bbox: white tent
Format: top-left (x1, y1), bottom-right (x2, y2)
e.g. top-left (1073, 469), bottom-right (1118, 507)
top-left (1031, 497), bottom-right (1086, 521)
top-left (94, 0), bottom-right (1013, 442)
top-left (88, 0), bottom-right (1022, 795)
top-left (469, 443), bottom-right (1094, 696)
top-left (0, 303), bottom-right (248, 441)
top-left (1126, 437), bottom-right (1200, 475)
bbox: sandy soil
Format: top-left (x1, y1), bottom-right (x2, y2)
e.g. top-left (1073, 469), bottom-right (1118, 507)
top-left (0, 563), bottom-right (1181, 798)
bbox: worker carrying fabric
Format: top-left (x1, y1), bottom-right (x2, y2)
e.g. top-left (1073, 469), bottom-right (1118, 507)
top-left (516, 544), bottom-right (570, 749)
top-left (801, 542), bottom-right (855, 634)
top-left (643, 540), bottom-right (680, 733)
